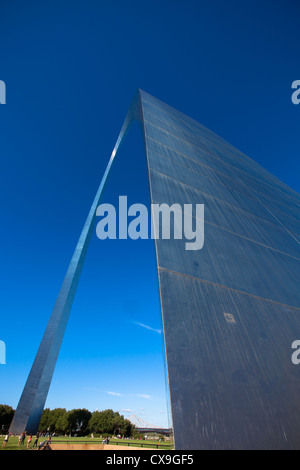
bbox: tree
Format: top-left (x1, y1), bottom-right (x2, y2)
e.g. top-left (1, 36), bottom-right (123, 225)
top-left (88, 410), bottom-right (135, 437)
top-left (88, 409), bottom-right (114, 434)
top-left (120, 418), bottom-right (134, 437)
top-left (39, 408), bottom-right (51, 432)
top-left (0, 405), bottom-right (14, 433)
top-left (55, 411), bottom-right (69, 434)
top-left (65, 409), bottom-right (91, 435)
top-left (39, 408), bottom-right (67, 434)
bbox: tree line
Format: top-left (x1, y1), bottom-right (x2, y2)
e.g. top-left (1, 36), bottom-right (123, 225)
top-left (0, 405), bottom-right (137, 437)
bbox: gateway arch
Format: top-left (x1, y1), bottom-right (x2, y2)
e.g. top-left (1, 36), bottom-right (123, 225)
top-left (9, 90), bottom-right (300, 449)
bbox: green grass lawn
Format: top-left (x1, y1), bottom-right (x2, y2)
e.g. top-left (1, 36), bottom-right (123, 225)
top-left (0, 435), bottom-right (174, 450)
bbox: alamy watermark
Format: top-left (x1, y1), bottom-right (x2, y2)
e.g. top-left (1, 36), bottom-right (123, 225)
top-left (291, 80), bottom-right (300, 105)
top-left (0, 340), bottom-right (6, 365)
top-left (291, 340), bottom-right (300, 365)
top-left (96, 196), bottom-right (205, 251)
top-left (0, 80), bottom-right (6, 104)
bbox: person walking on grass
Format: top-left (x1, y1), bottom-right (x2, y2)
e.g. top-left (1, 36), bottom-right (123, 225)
top-left (2, 434), bottom-right (9, 448)
top-left (27, 434), bottom-right (32, 448)
top-left (20, 432), bottom-right (26, 446)
top-left (32, 436), bottom-right (39, 448)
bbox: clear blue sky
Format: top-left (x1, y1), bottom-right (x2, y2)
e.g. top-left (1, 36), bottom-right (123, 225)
top-left (0, 0), bottom-right (300, 428)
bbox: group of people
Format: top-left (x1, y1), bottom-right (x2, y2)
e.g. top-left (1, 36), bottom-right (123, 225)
top-left (2, 431), bottom-right (51, 450)
top-left (17, 432), bottom-right (40, 448)
top-left (102, 435), bottom-right (110, 444)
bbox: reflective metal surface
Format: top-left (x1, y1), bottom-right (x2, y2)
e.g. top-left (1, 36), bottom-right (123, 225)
top-left (139, 90), bottom-right (300, 449)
